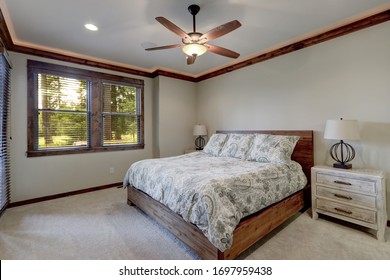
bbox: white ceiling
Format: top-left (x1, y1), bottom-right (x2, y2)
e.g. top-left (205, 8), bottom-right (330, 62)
top-left (1, 0), bottom-right (390, 77)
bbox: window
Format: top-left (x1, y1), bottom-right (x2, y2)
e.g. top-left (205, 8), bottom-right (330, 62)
top-left (27, 60), bottom-right (144, 157)
top-left (102, 81), bottom-right (140, 146)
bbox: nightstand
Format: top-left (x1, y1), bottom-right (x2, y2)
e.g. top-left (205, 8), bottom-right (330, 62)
top-left (311, 165), bottom-right (387, 241)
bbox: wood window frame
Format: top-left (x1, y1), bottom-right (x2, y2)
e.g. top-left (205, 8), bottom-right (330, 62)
top-left (27, 60), bottom-right (144, 157)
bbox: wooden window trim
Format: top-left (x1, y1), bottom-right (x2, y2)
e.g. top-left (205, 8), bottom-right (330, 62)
top-left (27, 60), bottom-right (144, 157)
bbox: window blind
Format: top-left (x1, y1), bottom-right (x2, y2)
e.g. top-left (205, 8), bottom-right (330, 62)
top-left (0, 48), bottom-right (11, 216)
top-left (102, 82), bottom-right (140, 146)
top-left (35, 73), bottom-right (89, 149)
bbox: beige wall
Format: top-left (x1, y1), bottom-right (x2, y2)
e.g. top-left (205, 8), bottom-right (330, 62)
top-left (154, 76), bottom-right (197, 158)
top-left (197, 21), bottom-right (390, 215)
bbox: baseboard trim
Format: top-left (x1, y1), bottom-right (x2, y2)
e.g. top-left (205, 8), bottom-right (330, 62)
top-left (8, 182), bottom-right (122, 208)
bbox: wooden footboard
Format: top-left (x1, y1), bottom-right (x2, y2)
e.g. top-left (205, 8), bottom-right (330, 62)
top-left (128, 186), bottom-right (220, 259)
top-left (126, 130), bottom-right (313, 260)
top-left (128, 185), bottom-right (306, 260)
top-left (220, 188), bottom-right (305, 259)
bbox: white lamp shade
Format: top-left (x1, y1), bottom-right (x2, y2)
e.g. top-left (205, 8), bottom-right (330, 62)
top-left (182, 44), bottom-right (208, 56)
top-left (193, 125), bottom-right (207, 136)
top-left (324, 119), bottom-right (360, 140)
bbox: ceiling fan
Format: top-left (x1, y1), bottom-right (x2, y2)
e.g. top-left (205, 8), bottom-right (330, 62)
top-left (145, 4), bottom-right (241, 65)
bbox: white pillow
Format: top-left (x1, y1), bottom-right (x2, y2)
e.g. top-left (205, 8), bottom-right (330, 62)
top-left (203, 134), bottom-right (228, 156)
top-left (219, 134), bottom-right (254, 159)
top-left (247, 134), bottom-right (300, 163)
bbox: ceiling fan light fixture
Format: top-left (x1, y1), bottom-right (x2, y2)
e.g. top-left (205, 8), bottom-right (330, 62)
top-left (182, 43), bottom-right (207, 57)
top-left (84, 23), bottom-right (98, 31)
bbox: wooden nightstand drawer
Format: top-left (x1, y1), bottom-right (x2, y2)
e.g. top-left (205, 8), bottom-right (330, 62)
top-left (317, 198), bottom-right (376, 224)
top-left (311, 166), bottom-right (387, 242)
top-left (316, 173), bottom-right (376, 195)
top-left (316, 186), bottom-right (376, 208)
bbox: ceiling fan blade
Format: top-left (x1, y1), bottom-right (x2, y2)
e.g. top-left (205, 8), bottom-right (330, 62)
top-left (199, 20), bottom-right (241, 43)
top-left (145, 44), bottom-right (182, 51)
top-left (186, 54), bottom-right (197, 65)
top-left (155, 17), bottom-right (190, 40)
top-left (205, 44), bottom-right (240, 58)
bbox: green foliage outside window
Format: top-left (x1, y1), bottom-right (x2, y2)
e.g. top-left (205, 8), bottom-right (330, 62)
top-left (38, 74), bottom-right (88, 148)
top-left (27, 60), bottom-right (144, 157)
top-left (102, 83), bottom-right (138, 145)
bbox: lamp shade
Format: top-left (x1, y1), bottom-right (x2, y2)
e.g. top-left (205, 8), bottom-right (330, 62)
top-left (324, 119), bottom-right (360, 140)
top-left (193, 125), bottom-right (207, 136)
top-left (182, 44), bottom-right (208, 56)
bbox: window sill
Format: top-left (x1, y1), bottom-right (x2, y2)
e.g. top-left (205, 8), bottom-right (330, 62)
top-left (26, 144), bottom-right (145, 157)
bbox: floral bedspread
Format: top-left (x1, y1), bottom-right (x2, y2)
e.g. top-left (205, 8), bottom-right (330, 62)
top-left (123, 152), bottom-right (307, 251)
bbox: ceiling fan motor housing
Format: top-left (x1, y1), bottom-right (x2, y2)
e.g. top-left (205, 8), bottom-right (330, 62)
top-left (182, 32), bottom-right (202, 44)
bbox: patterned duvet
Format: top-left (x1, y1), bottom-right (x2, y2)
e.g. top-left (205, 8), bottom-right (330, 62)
top-left (123, 151), bottom-right (307, 251)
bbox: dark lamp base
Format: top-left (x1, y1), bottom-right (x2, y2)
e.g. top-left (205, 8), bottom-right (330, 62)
top-left (333, 163), bottom-right (352, 169)
top-left (195, 136), bottom-right (205, 150)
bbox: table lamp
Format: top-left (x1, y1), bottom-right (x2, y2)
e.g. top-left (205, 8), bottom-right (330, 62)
top-left (193, 125), bottom-right (207, 150)
top-left (324, 118), bottom-right (360, 169)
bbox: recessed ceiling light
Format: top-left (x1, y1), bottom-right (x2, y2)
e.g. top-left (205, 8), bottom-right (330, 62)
top-left (84, 23), bottom-right (98, 31)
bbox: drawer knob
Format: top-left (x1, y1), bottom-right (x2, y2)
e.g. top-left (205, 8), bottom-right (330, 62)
top-left (334, 193), bottom-right (352, 200)
top-left (334, 180), bottom-right (352, 186)
top-left (334, 207), bottom-right (353, 215)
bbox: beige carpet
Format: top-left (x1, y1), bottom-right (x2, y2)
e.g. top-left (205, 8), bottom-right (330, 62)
top-left (0, 187), bottom-right (389, 260)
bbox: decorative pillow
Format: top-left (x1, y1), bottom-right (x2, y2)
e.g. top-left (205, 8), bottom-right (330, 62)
top-left (247, 134), bottom-right (300, 163)
top-left (219, 134), bottom-right (254, 159)
top-left (203, 134), bottom-right (228, 156)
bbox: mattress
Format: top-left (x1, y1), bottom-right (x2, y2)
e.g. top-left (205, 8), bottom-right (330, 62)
top-left (123, 151), bottom-right (307, 251)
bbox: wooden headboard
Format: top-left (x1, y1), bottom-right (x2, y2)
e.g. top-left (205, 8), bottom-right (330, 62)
top-left (216, 130), bottom-right (314, 184)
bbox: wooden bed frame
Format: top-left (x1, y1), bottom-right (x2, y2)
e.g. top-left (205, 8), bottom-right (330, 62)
top-left (127, 130), bottom-right (314, 259)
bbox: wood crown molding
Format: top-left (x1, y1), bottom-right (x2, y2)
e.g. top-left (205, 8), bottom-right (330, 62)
top-left (1, 9), bottom-right (390, 82)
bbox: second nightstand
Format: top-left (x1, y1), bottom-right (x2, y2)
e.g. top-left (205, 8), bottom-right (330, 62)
top-left (311, 165), bottom-right (387, 242)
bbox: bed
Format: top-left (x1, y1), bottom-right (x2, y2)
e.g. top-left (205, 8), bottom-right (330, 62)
top-left (124, 130), bottom-right (314, 259)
